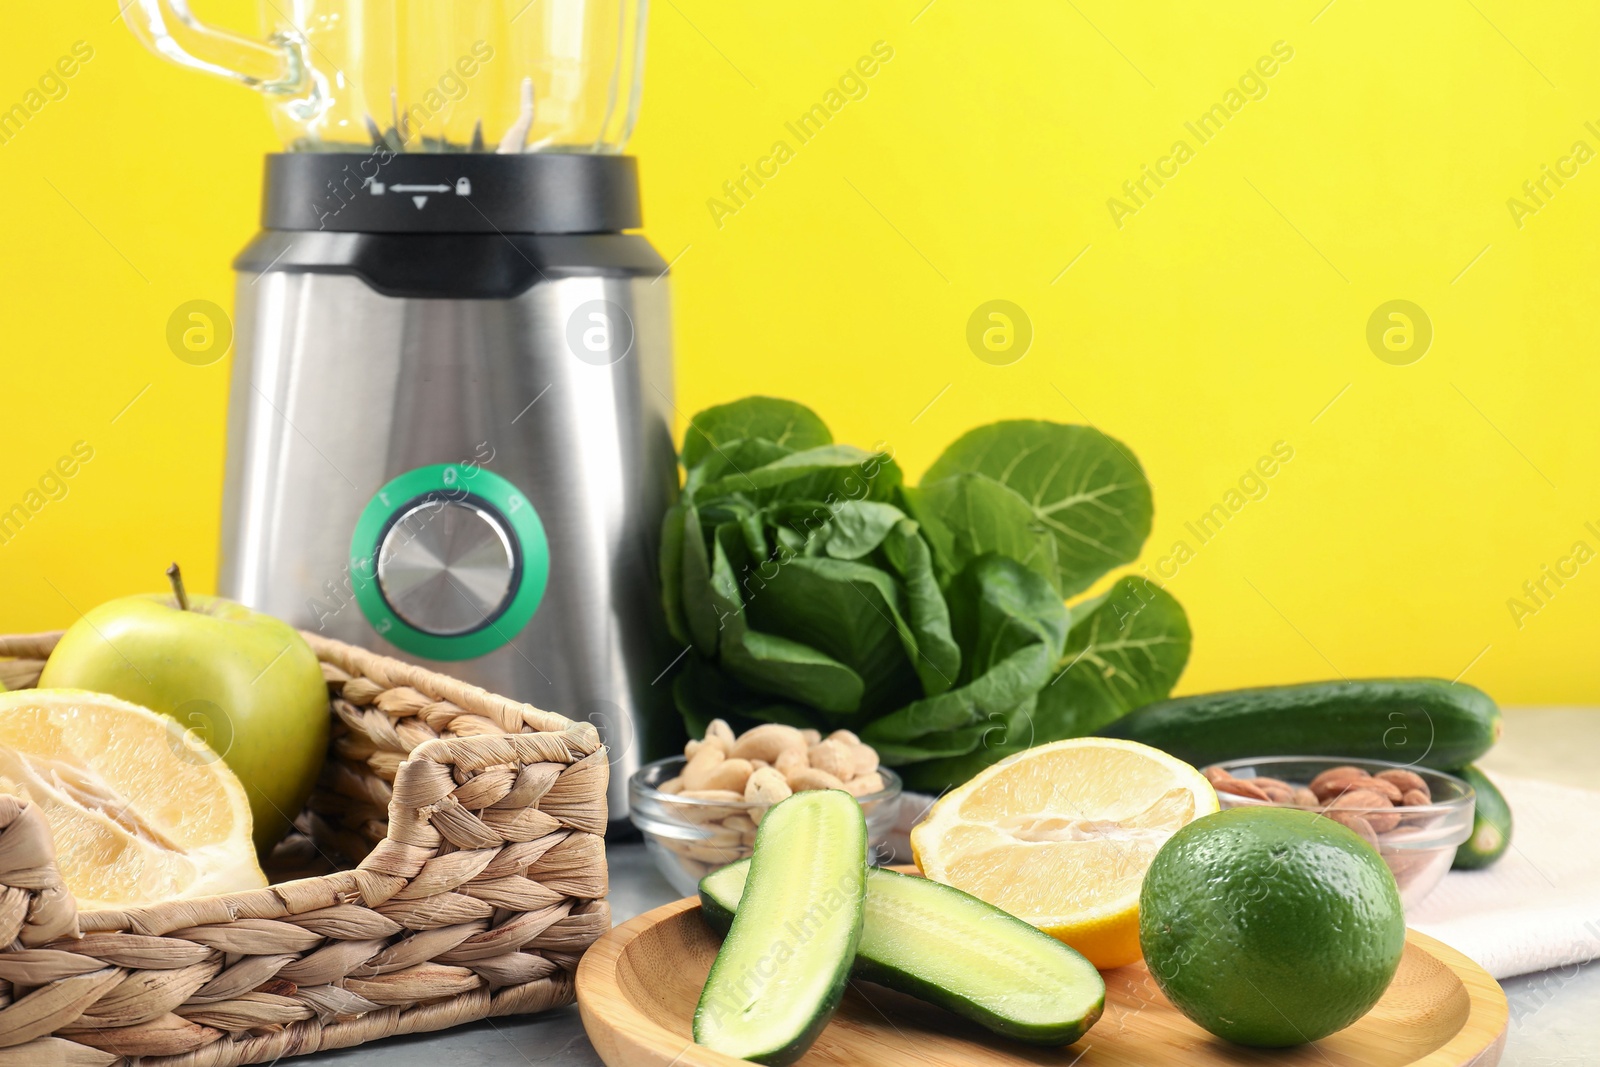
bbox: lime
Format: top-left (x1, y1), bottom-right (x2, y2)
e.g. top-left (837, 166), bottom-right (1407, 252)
top-left (1139, 806), bottom-right (1404, 1047)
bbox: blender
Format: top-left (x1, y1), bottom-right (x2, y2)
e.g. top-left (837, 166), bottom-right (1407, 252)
top-left (125, 0), bottom-right (678, 831)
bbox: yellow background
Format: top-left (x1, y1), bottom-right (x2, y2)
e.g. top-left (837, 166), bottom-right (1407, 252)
top-left (2, 1), bottom-right (1596, 704)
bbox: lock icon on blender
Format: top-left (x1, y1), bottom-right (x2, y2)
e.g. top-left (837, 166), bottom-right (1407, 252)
top-left (455, 177), bottom-right (472, 196)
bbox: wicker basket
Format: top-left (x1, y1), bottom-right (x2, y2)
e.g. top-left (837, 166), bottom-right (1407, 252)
top-left (0, 630), bottom-right (609, 1067)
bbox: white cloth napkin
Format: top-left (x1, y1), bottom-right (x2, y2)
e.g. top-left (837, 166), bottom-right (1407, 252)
top-left (1409, 772), bottom-right (1600, 980)
top-left (889, 770), bottom-right (1600, 981)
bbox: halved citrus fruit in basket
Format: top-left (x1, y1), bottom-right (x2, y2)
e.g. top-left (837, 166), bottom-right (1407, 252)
top-left (0, 689), bottom-right (266, 909)
top-left (910, 737), bottom-right (1217, 968)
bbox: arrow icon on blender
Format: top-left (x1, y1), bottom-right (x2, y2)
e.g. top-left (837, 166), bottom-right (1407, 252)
top-left (411, 196), bottom-right (429, 209)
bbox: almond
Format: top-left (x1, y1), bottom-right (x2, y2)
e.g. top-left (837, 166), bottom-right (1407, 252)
top-left (1375, 768), bottom-right (1429, 800)
top-left (1324, 809), bottom-right (1378, 845)
top-left (1255, 780), bottom-right (1297, 804)
top-left (659, 776), bottom-right (685, 795)
top-left (1309, 766), bottom-right (1370, 802)
top-left (1401, 788), bottom-right (1431, 807)
top-left (1325, 789), bottom-right (1400, 833)
top-left (1216, 776), bottom-right (1271, 802)
top-left (1292, 787), bottom-right (1319, 808)
top-left (1357, 776), bottom-right (1404, 804)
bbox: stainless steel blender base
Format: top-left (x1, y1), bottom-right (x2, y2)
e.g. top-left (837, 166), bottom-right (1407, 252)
top-left (220, 256), bottom-right (679, 829)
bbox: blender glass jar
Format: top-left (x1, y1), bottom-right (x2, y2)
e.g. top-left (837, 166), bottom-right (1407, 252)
top-left (123, 0), bottom-right (647, 153)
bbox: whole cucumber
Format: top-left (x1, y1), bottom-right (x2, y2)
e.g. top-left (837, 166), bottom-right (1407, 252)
top-left (1452, 764), bottom-right (1512, 869)
top-left (1098, 679), bottom-right (1500, 771)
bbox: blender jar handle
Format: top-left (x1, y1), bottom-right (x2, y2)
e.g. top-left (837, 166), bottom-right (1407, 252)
top-left (122, 0), bottom-right (307, 94)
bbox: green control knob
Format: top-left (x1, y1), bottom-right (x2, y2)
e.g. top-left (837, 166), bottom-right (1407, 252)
top-left (350, 464), bottom-right (549, 661)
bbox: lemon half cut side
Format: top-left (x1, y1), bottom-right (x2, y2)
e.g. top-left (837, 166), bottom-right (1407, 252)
top-left (0, 689), bottom-right (266, 910)
top-left (911, 737), bottom-right (1218, 968)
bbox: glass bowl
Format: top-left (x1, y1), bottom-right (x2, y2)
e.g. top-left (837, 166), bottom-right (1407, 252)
top-left (1205, 756), bottom-right (1474, 910)
top-left (629, 756), bottom-right (903, 896)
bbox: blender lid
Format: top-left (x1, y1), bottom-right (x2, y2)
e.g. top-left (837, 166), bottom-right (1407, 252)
top-left (261, 152), bottom-right (642, 235)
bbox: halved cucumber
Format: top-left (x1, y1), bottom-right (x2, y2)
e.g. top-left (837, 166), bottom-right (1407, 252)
top-left (692, 790), bottom-right (866, 1065)
top-left (701, 859), bottom-right (1105, 1046)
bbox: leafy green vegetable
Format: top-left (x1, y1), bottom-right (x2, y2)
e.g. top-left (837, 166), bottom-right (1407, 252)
top-left (921, 422), bottom-right (1153, 598)
top-left (895, 575), bottom-right (1190, 790)
top-left (682, 396), bottom-right (832, 471)
top-left (659, 398), bottom-right (1188, 791)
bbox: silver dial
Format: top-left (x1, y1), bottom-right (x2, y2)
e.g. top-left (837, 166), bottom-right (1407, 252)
top-left (376, 498), bottom-right (518, 636)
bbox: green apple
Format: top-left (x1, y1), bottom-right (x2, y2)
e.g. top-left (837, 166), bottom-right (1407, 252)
top-left (38, 565), bottom-right (329, 854)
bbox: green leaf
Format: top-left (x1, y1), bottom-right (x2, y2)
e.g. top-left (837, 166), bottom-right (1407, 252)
top-left (700, 444), bottom-right (903, 506)
top-left (659, 503), bottom-right (689, 646)
top-left (672, 656), bottom-right (815, 737)
top-left (685, 437), bottom-right (793, 497)
top-left (948, 552), bottom-right (1071, 682)
top-left (894, 576), bottom-right (1190, 790)
top-left (682, 397), bottom-right (832, 471)
top-left (709, 523), bottom-right (867, 714)
top-left (880, 520), bottom-right (959, 696)
top-left (870, 721), bottom-right (993, 765)
top-left (893, 700), bottom-right (1038, 792)
top-left (680, 504), bottom-right (719, 656)
top-left (923, 421), bottom-right (1153, 597)
top-left (746, 555), bottom-right (920, 717)
top-left (900, 474), bottom-right (1057, 591)
top-left (722, 628), bottom-right (867, 714)
top-left (826, 501), bottom-right (905, 560)
top-left (864, 556), bottom-right (1066, 753)
top-left (1038, 576), bottom-right (1191, 737)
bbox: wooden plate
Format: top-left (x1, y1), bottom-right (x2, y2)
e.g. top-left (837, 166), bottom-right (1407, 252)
top-left (577, 896), bottom-right (1507, 1067)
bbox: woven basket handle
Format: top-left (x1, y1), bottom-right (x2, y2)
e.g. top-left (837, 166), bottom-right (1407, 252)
top-left (0, 797), bottom-right (78, 947)
top-left (354, 727), bottom-right (609, 906)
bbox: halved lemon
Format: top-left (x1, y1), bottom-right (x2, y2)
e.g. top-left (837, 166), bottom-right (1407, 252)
top-left (911, 737), bottom-right (1217, 968)
top-left (0, 689), bottom-right (266, 910)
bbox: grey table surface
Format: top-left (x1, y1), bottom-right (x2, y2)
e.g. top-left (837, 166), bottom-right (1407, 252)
top-left (299, 708), bottom-right (1600, 1067)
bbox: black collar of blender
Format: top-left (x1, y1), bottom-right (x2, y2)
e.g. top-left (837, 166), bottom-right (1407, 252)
top-left (261, 151), bottom-right (642, 234)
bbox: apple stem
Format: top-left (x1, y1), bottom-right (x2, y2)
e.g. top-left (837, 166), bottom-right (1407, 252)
top-left (166, 562), bottom-right (191, 612)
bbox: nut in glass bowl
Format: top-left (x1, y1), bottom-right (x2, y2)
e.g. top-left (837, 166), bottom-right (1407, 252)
top-left (1205, 756), bottom-right (1474, 910)
top-left (630, 756), bottom-right (903, 896)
